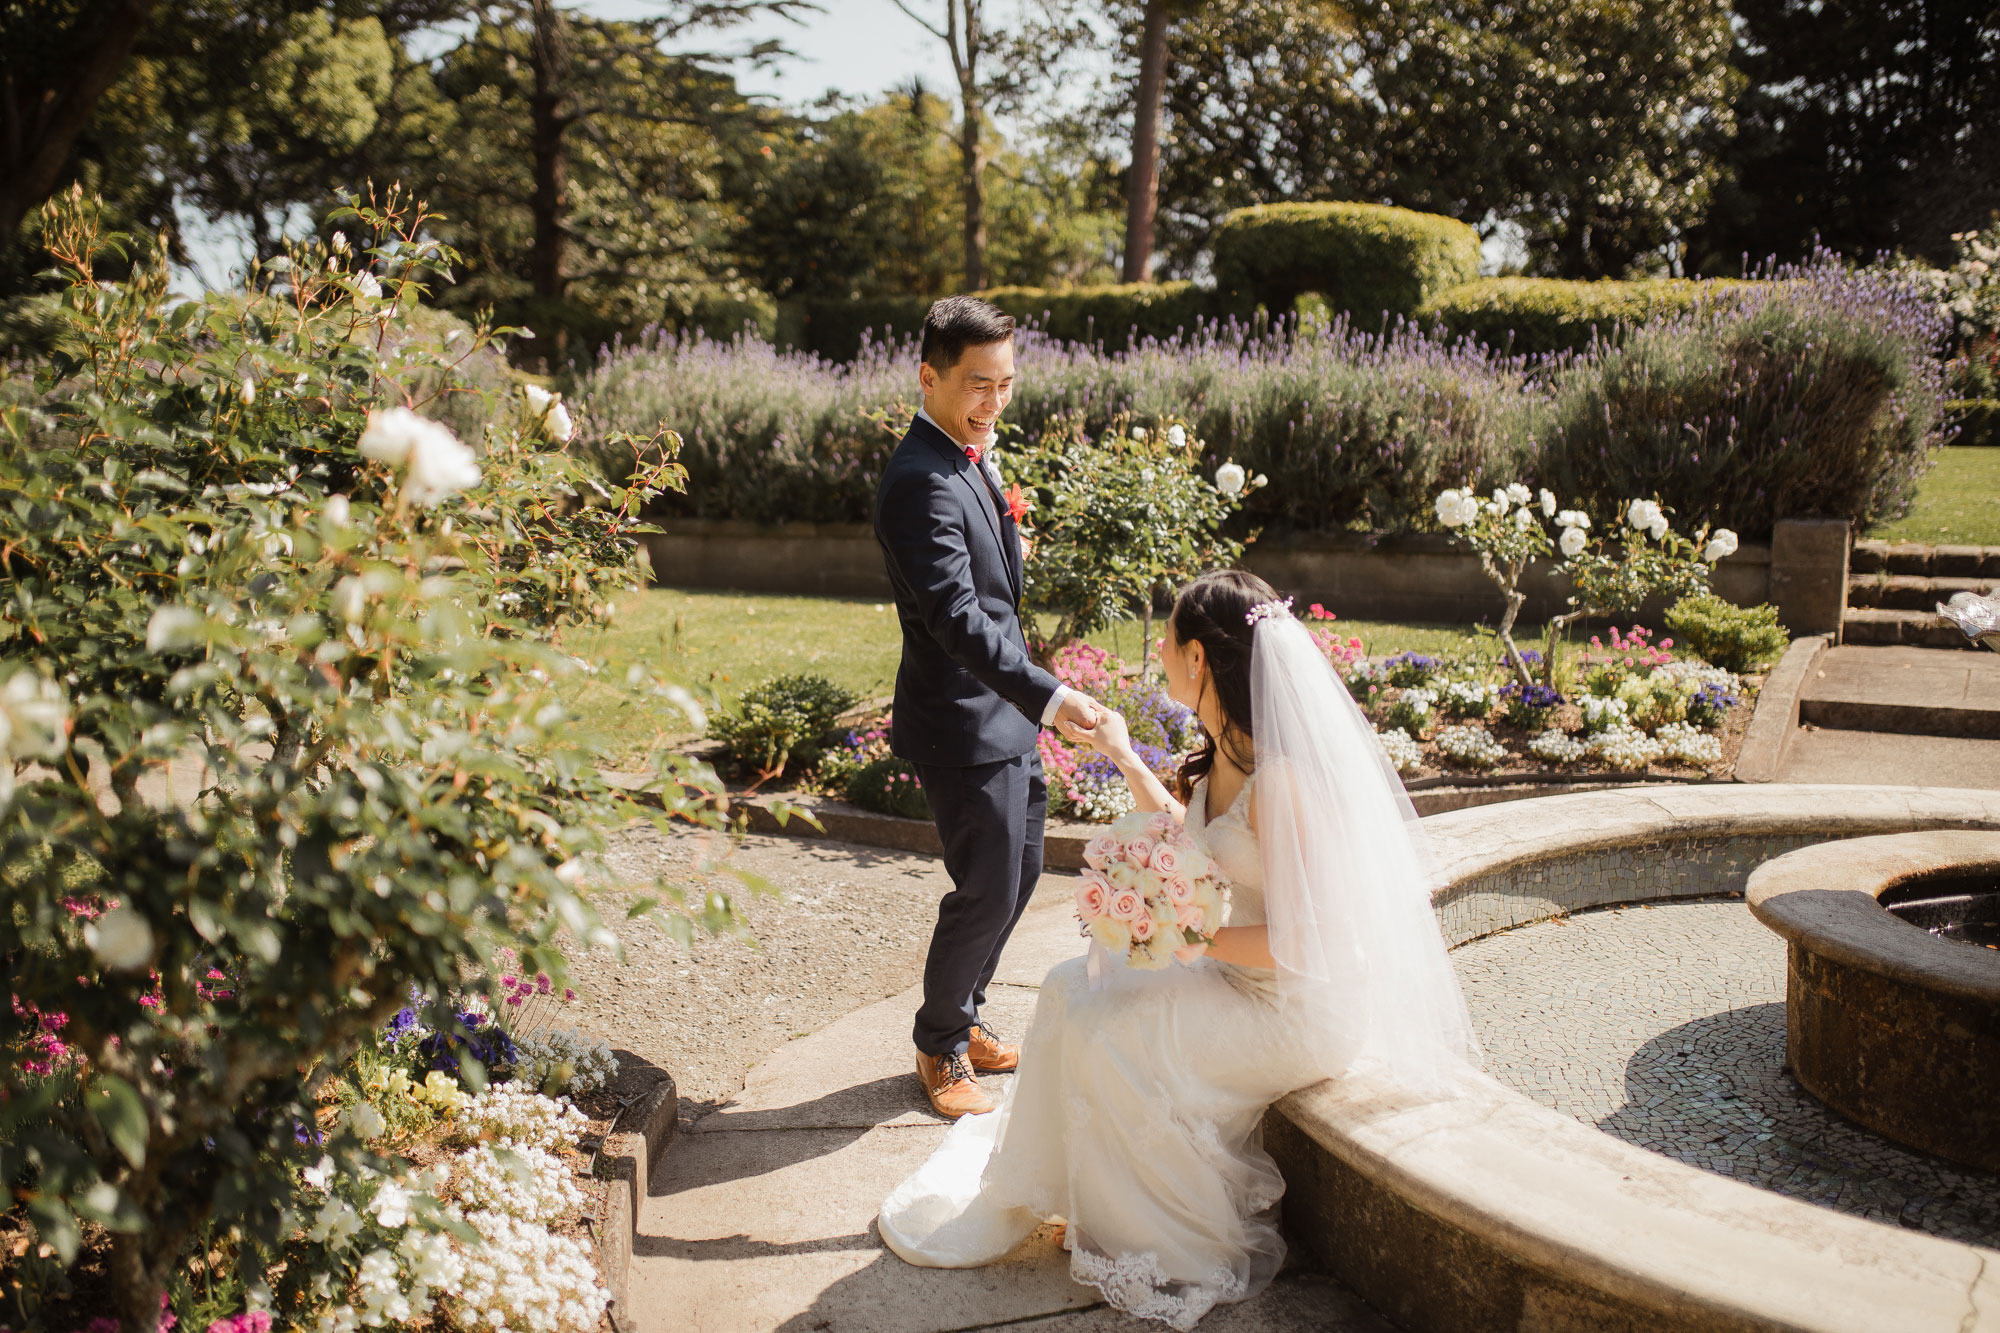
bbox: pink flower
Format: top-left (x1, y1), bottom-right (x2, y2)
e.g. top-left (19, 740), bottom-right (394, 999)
top-left (1129, 915), bottom-right (1157, 942)
top-left (1146, 812), bottom-right (1177, 840)
top-left (1108, 888), bottom-right (1145, 923)
top-left (1075, 877), bottom-right (1109, 919)
top-left (1123, 836), bottom-right (1156, 867)
top-left (1176, 902), bottom-right (1204, 932)
top-left (1164, 875), bottom-right (1195, 905)
top-left (562, 988), bottom-right (576, 1002)
top-left (1083, 834), bottom-right (1119, 872)
top-left (536, 973), bottom-right (553, 994)
top-left (1149, 843), bottom-right (1181, 876)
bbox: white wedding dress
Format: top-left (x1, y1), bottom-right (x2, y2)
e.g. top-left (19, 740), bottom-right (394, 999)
top-left (879, 610), bottom-right (1478, 1330)
top-left (878, 773), bottom-right (1340, 1329)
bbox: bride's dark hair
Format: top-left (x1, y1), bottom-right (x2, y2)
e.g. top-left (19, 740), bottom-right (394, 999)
top-left (1170, 569), bottom-right (1280, 801)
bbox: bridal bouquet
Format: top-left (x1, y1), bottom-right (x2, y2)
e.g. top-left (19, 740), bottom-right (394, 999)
top-left (1076, 812), bottom-right (1228, 969)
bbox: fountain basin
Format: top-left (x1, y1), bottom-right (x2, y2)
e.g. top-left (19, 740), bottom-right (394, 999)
top-left (1746, 830), bottom-right (2000, 1171)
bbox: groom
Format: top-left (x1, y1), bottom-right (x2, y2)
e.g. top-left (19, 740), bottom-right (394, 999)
top-left (874, 296), bottom-right (1103, 1119)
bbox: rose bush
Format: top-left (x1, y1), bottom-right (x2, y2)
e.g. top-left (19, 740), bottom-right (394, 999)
top-left (0, 189), bottom-right (733, 1326)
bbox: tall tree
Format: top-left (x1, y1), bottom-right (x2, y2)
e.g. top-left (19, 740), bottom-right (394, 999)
top-left (0, 0), bottom-right (162, 249)
top-left (890, 0), bottom-right (1001, 290)
top-left (1689, 0), bottom-right (2000, 272)
top-left (1128, 0), bottom-right (1736, 279)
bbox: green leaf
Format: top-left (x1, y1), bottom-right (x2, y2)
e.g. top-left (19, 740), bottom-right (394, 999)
top-left (87, 1075), bottom-right (148, 1169)
top-left (24, 1195), bottom-right (81, 1264)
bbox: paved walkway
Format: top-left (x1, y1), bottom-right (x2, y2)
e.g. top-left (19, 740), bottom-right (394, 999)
top-left (624, 871), bottom-right (1393, 1333)
top-left (1779, 644), bottom-right (2000, 784)
top-left (1454, 898), bottom-right (2000, 1246)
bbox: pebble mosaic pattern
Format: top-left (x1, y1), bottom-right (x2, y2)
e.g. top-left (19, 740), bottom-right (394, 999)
top-left (1453, 898), bottom-right (2000, 1246)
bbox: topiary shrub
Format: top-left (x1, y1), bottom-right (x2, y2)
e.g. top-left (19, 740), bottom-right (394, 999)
top-left (709, 673), bottom-right (860, 777)
top-left (1665, 593), bottom-right (1791, 672)
top-left (781, 293), bottom-right (933, 360)
top-left (668, 286), bottom-right (779, 344)
top-left (1420, 277), bottom-right (1752, 357)
top-left (845, 755), bottom-right (930, 819)
top-left (1211, 202), bottom-right (1481, 329)
top-left (980, 282), bottom-right (1216, 351)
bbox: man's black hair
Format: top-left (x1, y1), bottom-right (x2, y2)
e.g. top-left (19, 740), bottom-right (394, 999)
top-left (919, 295), bottom-right (1015, 373)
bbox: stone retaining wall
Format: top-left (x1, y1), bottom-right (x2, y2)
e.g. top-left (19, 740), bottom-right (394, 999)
top-left (639, 520), bottom-right (1810, 625)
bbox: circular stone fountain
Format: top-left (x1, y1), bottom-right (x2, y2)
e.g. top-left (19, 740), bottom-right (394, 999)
top-left (1747, 830), bottom-right (2000, 1171)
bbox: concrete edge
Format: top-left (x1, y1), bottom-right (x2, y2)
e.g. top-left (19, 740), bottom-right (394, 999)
top-left (1732, 633), bottom-right (1828, 783)
top-left (596, 1070), bottom-right (679, 1332)
top-left (1268, 784), bottom-right (2000, 1333)
top-left (1745, 830), bottom-right (2000, 1001)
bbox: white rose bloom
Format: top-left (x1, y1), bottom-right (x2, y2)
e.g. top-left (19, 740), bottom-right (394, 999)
top-left (1215, 463), bottom-right (1246, 496)
top-left (1, 672), bottom-right (68, 759)
top-left (1485, 499), bottom-right (1505, 519)
top-left (332, 576), bottom-right (368, 623)
top-left (1703, 529), bottom-right (1739, 562)
top-left (1556, 509), bottom-right (1590, 531)
top-left (1514, 506), bottom-right (1534, 530)
top-left (1455, 493), bottom-right (1482, 526)
top-left (1559, 525), bottom-right (1588, 558)
top-left (354, 272), bottom-right (382, 301)
top-left (1491, 488), bottom-right (1508, 506)
top-left (1251, 472), bottom-right (1268, 488)
top-left (239, 377), bottom-right (256, 406)
top-left (358, 406), bottom-right (425, 466)
top-left (1167, 424), bottom-right (1187, 448)
top-left (87, 906), bottom-right (154, 971)
top-left (524, 384), bottom-right (554, 415)
top-left (1435, 489), bottom-right (1467, 527)
top-left (360, 408), bottom-right (481, 506)
top-left (1627, 499), bottom-right (1662, 532)
top-left (145, 605), bottom-right (205, 654)
top-left (1540, 488), bottom-right (1557, 517)
top-left (1646, 514), bottom-right (1669, 541)
top-left (544, 401), bottom-right (575, 443)
top-left (331, 231), bottom-right (350, 254)
top-left (1506, 483), bottom-right (1531, 505)
top-left (324, 494), bottom-right (351, 527)
top-left (1131, 426), bottom-right (1148, 441)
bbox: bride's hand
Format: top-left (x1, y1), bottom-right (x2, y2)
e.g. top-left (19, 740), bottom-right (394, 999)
top-left (1061, 706), bottom-right (1131, 759)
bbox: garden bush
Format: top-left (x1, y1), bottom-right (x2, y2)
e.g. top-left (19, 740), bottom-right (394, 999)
top-left (709, 673), bottom-right (859, 777)
top-left (1664, 593), bottom-right (1791, 672)
top-left (0, 190), bottom-right (728, 1327)
top-left (1419, 277), bottom-right (1751, 357)
top-left (781, 282), bottom-right (1217, 361)
top-left (1538, 257), bottom-right (1952, 541)
top-left (845, 756), bottom-right (930, 820)
top-left (1211, 202), bottom-right (1482, 329)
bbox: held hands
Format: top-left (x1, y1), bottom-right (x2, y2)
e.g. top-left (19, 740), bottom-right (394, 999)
top-left (1059, 703), bottom-right (1132, 762)
top-left (1052, 691), bottom-right (1104, 743)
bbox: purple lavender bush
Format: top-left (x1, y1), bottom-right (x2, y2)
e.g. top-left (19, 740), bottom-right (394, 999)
top-left (1540, 255), bottom-right (1952, 538)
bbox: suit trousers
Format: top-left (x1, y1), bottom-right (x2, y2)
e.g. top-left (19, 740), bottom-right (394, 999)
top-left (910, 750), bottom-right (1047, 1056)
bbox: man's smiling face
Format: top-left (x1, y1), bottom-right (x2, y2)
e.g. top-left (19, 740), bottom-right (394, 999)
top-left (920, 337), bottom-right (1015, 451)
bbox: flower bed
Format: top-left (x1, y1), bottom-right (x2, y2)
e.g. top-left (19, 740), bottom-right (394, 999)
top-left (2, 953), bottom-right (622, 1333)
top-left (1361, 626), bottom-right (1760, 785)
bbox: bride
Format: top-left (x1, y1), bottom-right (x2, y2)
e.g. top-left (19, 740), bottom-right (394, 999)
top-left (877, 569), bottom-right (1480, 1329)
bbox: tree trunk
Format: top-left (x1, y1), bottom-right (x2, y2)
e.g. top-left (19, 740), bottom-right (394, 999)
top-left (953, 0), bottom-right (986, 291)
top-left (1121, 0), bottom-right (1171, 284)
top-left (528, 0), bottom-right (571, 360)
top-left (0, 0), bottom-right (161, 241)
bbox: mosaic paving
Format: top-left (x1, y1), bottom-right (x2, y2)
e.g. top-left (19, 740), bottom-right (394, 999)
top-left (1452, 897), bottom-right (2000, 1247)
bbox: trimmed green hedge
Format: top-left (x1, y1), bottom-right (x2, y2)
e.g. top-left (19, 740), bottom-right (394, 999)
top-left (1948, 398), bottom-right (2000, 447)
top-left (1421, 277), bottom-right (1753, 357)
top-left (1211, 202), bottom-right (1481, 329)
top-left (666, 287), bottom-right (778, 344)
top-left (779, 282), bottom-right (1217, 361)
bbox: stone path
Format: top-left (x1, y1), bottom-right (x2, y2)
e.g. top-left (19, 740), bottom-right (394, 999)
top-left (1777, 644), bottom-right (2000, 785)
top-left (1454, 897), bottom-right (2000, 1246)
top-left (622, 868), bottom-right (1394, 1333)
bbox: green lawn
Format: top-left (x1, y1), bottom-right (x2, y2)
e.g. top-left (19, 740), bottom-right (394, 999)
top-left (559, 588), bottom-right (1474, 767)
top-left (1874, 447), bottom-right (2000, 546)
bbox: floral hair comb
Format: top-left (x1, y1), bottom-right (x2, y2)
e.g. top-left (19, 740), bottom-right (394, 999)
top-left (1245, 597), bottom-right (1294, 626)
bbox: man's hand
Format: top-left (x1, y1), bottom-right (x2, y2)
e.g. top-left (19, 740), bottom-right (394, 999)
top-left (1052, 691), bottom-right (1103, 738)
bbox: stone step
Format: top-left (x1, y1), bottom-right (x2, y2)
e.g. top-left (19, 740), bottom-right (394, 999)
top-left (1851, 539), bottom-right (2000, 578)
top-left (1842, 608), bottom-right (1984, 650)
top-left (1847, 573), bottom-right (2000, 611)
top-left (1797, 644), bottom-right (2000, 739)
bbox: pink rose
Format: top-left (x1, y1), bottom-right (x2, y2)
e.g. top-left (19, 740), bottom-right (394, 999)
top-left (1084, 834), bottom-right (1119, 872)
top-left (1129, 914), bottom-right (1157, 942)
top-left (1075, 873), bottom-right (1110, 920)
top-left (1147, 812), bottom-right (1177, 840)
top-left (1109, 888), bottom-right (1145, 922)
top-left (1164, 875), bottom-right (1195, 905)
top-left (1150, 843), bottom-right (1181, 876)
top-left (1124, 836), bottom-right (1156, 868)
top-left (1176, 902), bottom-right (1203, 932)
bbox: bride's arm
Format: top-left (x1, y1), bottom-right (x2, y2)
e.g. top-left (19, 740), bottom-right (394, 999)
top-left (1190, 783), bottom-right (1277, 968)
top-left (1058, 709), bottom-right (1185, 820)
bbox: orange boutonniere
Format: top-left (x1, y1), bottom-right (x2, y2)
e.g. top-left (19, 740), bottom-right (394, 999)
top-left (1004, 482), bottom-right (1032, 523)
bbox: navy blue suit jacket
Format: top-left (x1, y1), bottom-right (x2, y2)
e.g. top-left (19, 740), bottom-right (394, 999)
top-left (873, 415), bottom-right (1059, 766)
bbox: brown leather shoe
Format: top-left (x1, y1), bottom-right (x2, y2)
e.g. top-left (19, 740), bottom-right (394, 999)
top-left (967, 1023), bottom-right (1019, 1073)
top-left (916, 1049), bottom-right (993, 1119)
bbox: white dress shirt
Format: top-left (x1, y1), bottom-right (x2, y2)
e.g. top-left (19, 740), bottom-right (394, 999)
top-left (914, 407), bottom-right (1074, 728)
